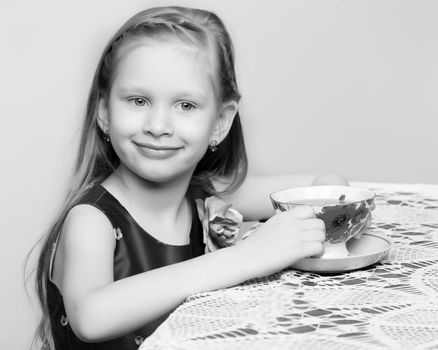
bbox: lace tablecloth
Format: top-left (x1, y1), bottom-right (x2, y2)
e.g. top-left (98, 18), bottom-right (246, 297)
top-left (140, 182), bottom-right (438, 350)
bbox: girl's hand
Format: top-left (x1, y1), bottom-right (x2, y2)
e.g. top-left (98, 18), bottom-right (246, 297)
top-left (235, 206), bottom-right (325, 279)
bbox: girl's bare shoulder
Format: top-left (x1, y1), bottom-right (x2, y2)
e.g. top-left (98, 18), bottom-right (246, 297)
top-left (62, 204), bottom-right (115, 244)
top-left (53, 204), bottom-right (116, 294)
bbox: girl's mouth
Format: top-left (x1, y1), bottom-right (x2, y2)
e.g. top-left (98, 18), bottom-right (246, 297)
top-left (133, 142), bottom-right (182, 159)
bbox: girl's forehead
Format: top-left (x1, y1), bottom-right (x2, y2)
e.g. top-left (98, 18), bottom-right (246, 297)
top-left (110, 36), bottom-right (218, 97)
top-left (111, 35), bottom-right (219, 95)
top-left (114, 35), bottom-right (215, 73)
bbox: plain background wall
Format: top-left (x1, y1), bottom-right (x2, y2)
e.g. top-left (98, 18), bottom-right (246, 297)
top-left (1, 0), bottom-right (437, 348)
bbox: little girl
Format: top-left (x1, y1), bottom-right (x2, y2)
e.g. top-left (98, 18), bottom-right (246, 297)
top-left (32, 6), bottom-right (348, 349)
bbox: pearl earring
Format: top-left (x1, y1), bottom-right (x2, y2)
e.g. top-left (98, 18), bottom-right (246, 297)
top-left (104, 130), bottom-right (110, 142)
top-left (209, 140), bottom-right (218, 152)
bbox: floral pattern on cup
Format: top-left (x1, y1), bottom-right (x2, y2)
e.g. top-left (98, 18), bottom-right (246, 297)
top-left (317, 201), bottom-right (371, 243)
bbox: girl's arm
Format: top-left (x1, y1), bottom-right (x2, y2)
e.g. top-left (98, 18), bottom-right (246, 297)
top-left (217, 173), bottom-right (350, 221)
top-left (56, 204), bottom-right (324, 342)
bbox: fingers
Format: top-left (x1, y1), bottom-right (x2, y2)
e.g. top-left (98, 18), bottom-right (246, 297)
top-left (364, 214), bottom-right (372, 230)
top-left (353, 232), bottom-right (363, 240)
top-left (300, 229), bottom-right (326, 258)
top-left (311, 249), bottom-right (325, 258)
top-left (301, 241), bottom-right (324, 258)
top-left (300, 218), bottom-right (325, 231)
top-left (285, 207), bottom-right (325, 232)
top-left (302, 230), bottom-right (326, 242)
top-left (287, 205), bottom-right (316, 220)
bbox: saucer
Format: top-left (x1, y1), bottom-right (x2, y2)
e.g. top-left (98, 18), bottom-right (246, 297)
top-left (292, 231), bottom-right (392, 273)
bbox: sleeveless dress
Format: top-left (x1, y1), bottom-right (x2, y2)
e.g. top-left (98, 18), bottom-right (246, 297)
top-left (47, 184), bottom-right (205, 349)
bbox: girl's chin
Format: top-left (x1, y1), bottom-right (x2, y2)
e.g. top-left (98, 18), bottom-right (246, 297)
top-left (133, 168), bottom-right (195, 185)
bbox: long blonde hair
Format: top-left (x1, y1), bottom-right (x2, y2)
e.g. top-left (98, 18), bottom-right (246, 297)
top-left (29, 6), bottom-right (247, 348)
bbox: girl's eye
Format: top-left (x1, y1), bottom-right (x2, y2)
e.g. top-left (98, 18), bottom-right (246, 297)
top-left (128, 97), bottom-right (149, 107)
top-left (178, 102), bottom-right (196, 112)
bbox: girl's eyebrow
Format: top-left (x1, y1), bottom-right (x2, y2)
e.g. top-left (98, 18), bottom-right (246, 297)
top-left (177, 90), bottom-right (208, 102)
top-left (117, 86), bottom-right (208, 101)
top-left (117, 86), bottom-right (148, 95)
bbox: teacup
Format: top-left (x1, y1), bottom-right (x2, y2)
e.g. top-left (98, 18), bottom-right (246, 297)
top-left (270, 185), bottom-right (375, 259)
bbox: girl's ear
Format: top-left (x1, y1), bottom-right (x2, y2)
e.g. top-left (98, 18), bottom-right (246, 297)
top-left (97, 98), bottom-right (110, 132)
top-left (211, 100), bottom-right (239, 144)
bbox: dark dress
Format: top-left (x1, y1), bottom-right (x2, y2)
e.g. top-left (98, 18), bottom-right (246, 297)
top-left (47, 184), bottom-right (205, 349)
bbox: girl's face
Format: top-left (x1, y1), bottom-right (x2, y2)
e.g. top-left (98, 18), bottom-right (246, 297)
top-left (99, 38), bottom-right (235, 184)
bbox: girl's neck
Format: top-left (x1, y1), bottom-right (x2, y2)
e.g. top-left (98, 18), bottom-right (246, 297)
top-left (102, 166), bottom-right (192, 220)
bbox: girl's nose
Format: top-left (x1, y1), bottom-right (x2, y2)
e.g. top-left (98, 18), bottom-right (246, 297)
top-left (142, 105), bottom-right (173, 137)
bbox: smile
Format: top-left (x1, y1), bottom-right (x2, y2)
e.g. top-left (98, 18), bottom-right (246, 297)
top-left (133, 142), bottom-right (182, 159)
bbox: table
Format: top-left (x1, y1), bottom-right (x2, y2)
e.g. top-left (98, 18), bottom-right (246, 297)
top-left (140, 182), bottom-right (438, 350)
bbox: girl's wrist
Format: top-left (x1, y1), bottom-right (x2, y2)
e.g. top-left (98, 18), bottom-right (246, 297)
top-left (227, 233), bottom-right (268, 281)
